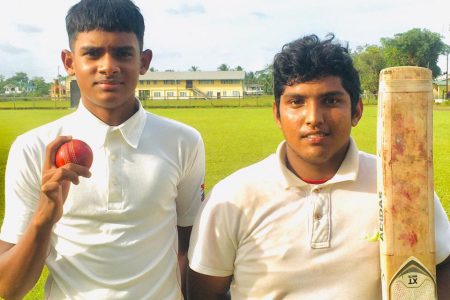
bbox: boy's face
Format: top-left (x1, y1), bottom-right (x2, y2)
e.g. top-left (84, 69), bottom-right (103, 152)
top-left (62, 30), bottom-right (151, 122)
top-left (273, 76), bottom-right (362, 178)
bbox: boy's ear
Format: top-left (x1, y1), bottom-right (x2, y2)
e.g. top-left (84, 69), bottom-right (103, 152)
top-left (272, 101), bottom-right (281, 128)
top-left (140, 49), bottom-right (153, 75)
top-left (61, 50), bottom-right (75, 76)
top-left (351, 98), bottom-right (363, 127)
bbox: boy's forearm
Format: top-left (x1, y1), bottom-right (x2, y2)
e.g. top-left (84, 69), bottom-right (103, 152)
top-left (437, 256), bottom-right (450, 300)
top-left (177, 225), bottom-right (192, 299)
top-left (0, 220), bottom-right (53, 299)
top-left (178, 251), bottom-right (188, 298)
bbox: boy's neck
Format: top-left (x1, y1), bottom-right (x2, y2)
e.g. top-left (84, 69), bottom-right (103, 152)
top-left (81, 98), bottom-right (139, 126)
top-left (284, 143), bottom-right (349, 182)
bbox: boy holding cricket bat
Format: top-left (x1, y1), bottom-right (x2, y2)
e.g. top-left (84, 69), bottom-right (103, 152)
top-left (187, 34), bottom-right (450, 299)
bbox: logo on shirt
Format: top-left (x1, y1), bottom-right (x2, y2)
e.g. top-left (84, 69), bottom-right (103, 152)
top-left (200, 183), bottom-right (205, 201)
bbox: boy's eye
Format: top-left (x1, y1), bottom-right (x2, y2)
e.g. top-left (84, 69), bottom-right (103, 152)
top-left (115, 49), bottom-right (133, 58)
top-left (84, 49), bottom-right (101, 57)
top-left (324, 97), bottom-right (339, 105)
top-left (290, 98), bottom-right (304, 105)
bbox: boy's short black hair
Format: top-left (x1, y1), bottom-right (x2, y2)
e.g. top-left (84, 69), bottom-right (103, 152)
top-left (273, 34), bottom-right (361, 116)
top-left (66, 0), bottom-right (145, 50)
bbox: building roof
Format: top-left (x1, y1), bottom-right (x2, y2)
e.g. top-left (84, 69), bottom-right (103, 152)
top-left (433, 80), bottom-right (449, 86)
top-left (140, 71), bottom-right (245, 80)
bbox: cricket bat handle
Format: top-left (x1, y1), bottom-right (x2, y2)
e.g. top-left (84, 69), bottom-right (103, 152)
top-left (377, 66), bottom-right (436, 299)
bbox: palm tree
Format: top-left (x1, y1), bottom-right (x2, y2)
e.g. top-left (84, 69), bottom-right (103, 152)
top-left (255, 64), bottom-right (274, 95)
top-left (189, 66), bottom-right (199, 71)
top-left (217, 64), bottom-right (230, 71)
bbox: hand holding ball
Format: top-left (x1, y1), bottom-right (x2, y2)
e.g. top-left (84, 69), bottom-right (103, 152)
top-left (55, 139), bottom-right (93, 168)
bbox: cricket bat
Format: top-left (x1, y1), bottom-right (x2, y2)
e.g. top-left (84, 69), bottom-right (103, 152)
top-left (377, 66), bottom-right (436, 299)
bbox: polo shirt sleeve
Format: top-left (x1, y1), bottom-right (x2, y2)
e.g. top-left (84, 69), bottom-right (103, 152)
top-left (434, 193), bottom-right (450, 264)
top-left (188, 181), bottom-right (241, 277)
top-left (0, 136), bottom-right (42, 244)
top-left (175, 134), bottom-right (205, 227)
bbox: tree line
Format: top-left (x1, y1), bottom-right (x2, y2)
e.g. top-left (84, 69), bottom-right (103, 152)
top-left (243, 28), bottom-right (449, 96)
top-left (352, 28), bottom-right (449, 95)
top-left (0, 72), bottom-right (54, 97)
top-left (1, 28), bottom-right (448, 98)
top-left (225, 28), bottom-right (449, 96)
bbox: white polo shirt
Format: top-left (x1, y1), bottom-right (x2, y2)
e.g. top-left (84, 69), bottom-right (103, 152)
top-left (188, 139), bottom-right (450, 300)
top-left (1, 100), bottom-right (205, 300)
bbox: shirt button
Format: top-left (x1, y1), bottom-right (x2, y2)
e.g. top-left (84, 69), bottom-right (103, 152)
top-left (314, 213), bottom-right (322, 220)
top-left (314, 188), bottom-right (321, 193)
top-left (110, 154), bottom-right (117, 161)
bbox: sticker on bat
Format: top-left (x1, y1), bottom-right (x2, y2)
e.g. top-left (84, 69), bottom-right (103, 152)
top-left (389, 256), bottom-right (436, 300)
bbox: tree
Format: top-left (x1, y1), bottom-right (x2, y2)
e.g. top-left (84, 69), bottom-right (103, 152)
top-left (7, 72), bottom-right (29, 89)
top-left (381, 28), bottom-right (447, 77)
top-left (255, 64), bottom-right (274, 95)
top-left (189, 66), bottom-right (199, 71)
top-left (217, 64), bottom-right (230, 71)
top-left (30, 77), bottom-right (51, 96)
top-left (244, 71), bottom-right (257, 85)
top-left (235, 66), bottom-right (243, 71)
top-left (352, 45), bottom-right (386, 94)
top-left (0, 75), bottom-right (5, 94)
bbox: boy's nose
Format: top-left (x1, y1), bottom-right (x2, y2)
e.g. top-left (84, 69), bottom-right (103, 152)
top-left (98, 54), bottom-right (119, 74)
top-left (304, 101), bottom-right (324, 126)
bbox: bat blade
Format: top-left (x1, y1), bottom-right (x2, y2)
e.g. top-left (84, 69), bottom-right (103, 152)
top-left (377, 66), bottom-right (436, 300)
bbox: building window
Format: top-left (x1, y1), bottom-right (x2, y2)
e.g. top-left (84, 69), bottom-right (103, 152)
top-left (154, 92), bottom-right (161, 97)
top-left (139, 90), bottom-right (150, 100)
top-left (167, 91), bottom-right (174, 97)
top-left (153, 80), bottom-right (157, 84)
top-left (199, 80), bottom-right (214, 84)
top-left (139, 80), bottom-right (144, 84)
top-left (163, 80), bottom-right (176, 85)
top-left (146, 80), bottom-right (151, 85)
top-left (233, 91), bottom-right (240, 97)
top-left (207, 91), bottom-right (213, 97)
top-left (180, 91), bottom-right (187, 97)
top-left (221, 80), bottom-right (240, 84)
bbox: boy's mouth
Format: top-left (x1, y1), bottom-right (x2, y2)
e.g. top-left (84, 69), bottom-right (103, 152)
top-left (301, 131), bottom-right (329, 143)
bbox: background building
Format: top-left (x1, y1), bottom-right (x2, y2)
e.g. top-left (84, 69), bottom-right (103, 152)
top-left (137, 71), bottom-right (244, 100)
top-left (66, 71), bottom-right (245, 107)
top-left (244, 84), bottom-right (264, 96)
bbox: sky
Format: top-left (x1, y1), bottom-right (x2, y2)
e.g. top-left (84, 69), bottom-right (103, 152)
top-left (0, 0), bottom-right (449, 82)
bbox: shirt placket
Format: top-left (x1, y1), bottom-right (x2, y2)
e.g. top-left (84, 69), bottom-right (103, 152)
top-left (309, 186), bottom-right (331, 248)
top-left (106, 129), bottom-right (124, 211)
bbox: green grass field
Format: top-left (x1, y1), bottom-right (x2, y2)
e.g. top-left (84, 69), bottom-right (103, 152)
top-left (0, 105), bottom-right (449, 299)
top-left (0, 96), bottom-right (274, 110)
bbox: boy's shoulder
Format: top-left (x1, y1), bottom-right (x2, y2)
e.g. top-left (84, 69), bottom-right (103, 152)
top-left (144, 111), bottom-right (202, 140)
top-left (15, 111), bottom-right (77, 147)
top-left (207, 154), bottom-right (279, 201)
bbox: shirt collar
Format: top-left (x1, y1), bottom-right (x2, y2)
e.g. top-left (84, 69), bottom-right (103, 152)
top-left (276, 138), bottom-right (360, 189)
top-left (71, 100), bottom-right (147, 149)
top-left (114, 101), bottom-right (147, 149)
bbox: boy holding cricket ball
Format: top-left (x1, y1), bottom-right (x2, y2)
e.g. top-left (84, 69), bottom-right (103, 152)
top-left (0, 0), bottom-right (205, 299)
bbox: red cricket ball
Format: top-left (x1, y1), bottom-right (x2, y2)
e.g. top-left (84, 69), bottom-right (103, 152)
top-left (55, 139), bottom-right (93, 168)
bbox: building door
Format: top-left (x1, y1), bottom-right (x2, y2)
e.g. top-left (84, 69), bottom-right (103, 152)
top-left (186, 80), bottom-right (193, 88)
top-left (70, 80), bottom-right (81, 108)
